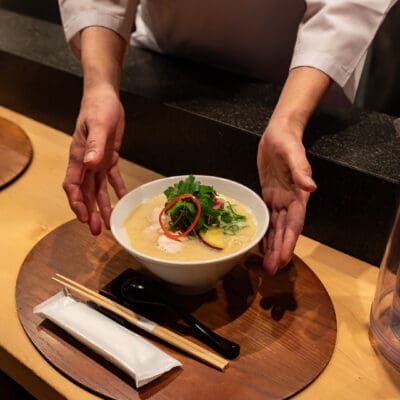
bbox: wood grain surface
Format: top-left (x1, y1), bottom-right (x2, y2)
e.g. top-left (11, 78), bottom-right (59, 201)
top-left (16, 219), bottom-right (336, 400)
top-left (0, 116), bottom-right (33, 188)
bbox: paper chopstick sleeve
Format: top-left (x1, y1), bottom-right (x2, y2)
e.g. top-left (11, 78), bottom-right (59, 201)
top-left (33, 291), bottom-right (181, 388)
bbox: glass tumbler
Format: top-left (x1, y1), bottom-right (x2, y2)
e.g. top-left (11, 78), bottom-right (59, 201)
top-left (370, 203), bottom-right (400, 369)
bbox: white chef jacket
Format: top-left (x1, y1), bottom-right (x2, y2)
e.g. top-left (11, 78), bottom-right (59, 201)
top-left (58, 0), bottom-right (397, 103)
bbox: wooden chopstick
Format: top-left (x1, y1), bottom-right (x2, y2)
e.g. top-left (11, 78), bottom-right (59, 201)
top-left (52, 274), bottom-right (229, 371)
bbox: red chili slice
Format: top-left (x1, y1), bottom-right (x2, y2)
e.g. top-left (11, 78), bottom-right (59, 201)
top-left (159, 194), bottom-right (201, 240)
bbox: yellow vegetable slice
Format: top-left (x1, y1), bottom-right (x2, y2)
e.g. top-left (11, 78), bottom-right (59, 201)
top-left (199, 227), bottom-right (225, 250)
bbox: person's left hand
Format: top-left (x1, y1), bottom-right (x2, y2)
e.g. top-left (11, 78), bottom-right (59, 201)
top-left (257, 117), bottom-right (317, 275)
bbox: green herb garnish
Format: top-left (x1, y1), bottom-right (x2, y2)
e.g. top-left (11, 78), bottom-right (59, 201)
top-left (162, 175), bottom-right (246, 238)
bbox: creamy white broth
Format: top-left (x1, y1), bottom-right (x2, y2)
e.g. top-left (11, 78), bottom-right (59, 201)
top-left (124, 194), bottom-right (257, 261)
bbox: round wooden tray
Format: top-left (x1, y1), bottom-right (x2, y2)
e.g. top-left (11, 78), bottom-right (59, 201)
top-left (0, 117), bottom-right (33, 188)
top-left (16, 220), bottom-right (337, 400)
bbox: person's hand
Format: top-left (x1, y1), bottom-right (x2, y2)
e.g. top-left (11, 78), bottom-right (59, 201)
top-left (63, 85), bottom-right (127, 235)
top-left (257, 117), bottom-right (317, 275)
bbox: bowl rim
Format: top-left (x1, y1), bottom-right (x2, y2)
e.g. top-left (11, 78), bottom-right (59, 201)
top-left (111, 175), bottom-right (269, 266)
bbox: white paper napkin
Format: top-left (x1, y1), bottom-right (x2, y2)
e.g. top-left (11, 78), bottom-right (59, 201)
top-left (34, 291), bottom-right (182, 387)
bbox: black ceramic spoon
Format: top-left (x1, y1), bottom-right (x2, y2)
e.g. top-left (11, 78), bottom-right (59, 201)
top-left (120, 276), bottom-right (240, 359)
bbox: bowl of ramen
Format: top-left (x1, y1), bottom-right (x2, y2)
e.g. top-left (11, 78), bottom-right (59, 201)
top-left (111, 175), bottom-right (269, 294)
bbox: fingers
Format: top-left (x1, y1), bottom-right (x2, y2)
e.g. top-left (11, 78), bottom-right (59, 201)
top-left (287, 149), bottom-right (317, 192)
top-left (64, 136), bottom-right (102, 234)
top-left (263, 210), bottom-right (286, 276)
top-left (63, 141), bottom-right (89, 223)
top-left (95, 172), bottom-right (112, 230)
top-left (64, 181), bottom-right (89, 223)
top-left (88, 209), bottom-right (102, 235)
top-left (292, 169), bottom-right (317, 192)
top-left (108, 164), bottom-right (127, 199)
top-left (64, 163), bottom-right (117, 234)
top-left (262, 199), bottom-right (307, 276)
top-left (81, 171), bottom-right (103, 235)
top-left (82, 123), bottom-right (124, 231)
top-left (280, 200), bottom-right (306, 267)
top-left (63, 128), bottom-right (104, 233)
top-left (83, 123), bottom-right (108, 168)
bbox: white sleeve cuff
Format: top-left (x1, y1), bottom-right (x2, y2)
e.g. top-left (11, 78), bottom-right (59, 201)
top-left (63, 11), bottom-right (134, 61)
top-left (290, 50), bottom-right (351, 88)
top-left (290, 0), bottom-right (397, 103)
top-left (290, 48), bottom-right (367, 103)
top-left (290, 49), bottom-right (357, 103)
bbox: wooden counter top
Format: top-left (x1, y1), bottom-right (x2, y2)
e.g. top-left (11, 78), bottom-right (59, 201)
top-left (1, 106), bottom-right (399, 399)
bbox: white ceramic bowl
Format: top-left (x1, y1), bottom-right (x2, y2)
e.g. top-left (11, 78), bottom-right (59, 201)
top-left (111, 175), bottom-right (269, 294)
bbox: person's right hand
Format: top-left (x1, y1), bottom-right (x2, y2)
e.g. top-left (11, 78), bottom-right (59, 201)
top-left (63, 85), bottom-right (127, 235)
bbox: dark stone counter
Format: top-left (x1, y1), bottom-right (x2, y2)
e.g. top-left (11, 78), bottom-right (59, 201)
top-left (0, 8), bottom-right (399, 266)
